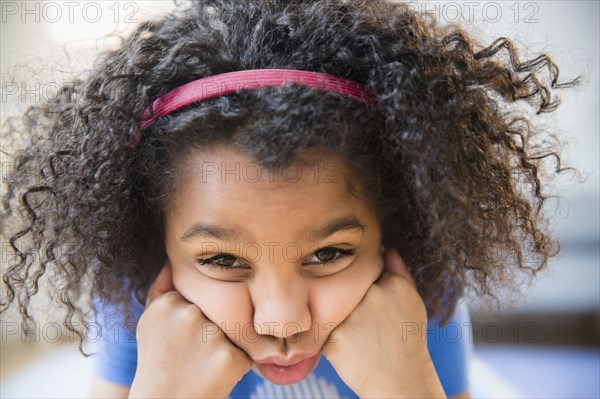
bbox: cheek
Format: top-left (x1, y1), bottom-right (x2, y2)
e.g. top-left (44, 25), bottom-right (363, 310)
top-left (172, 267), bottom-right (253, 327)
top-left (310, 253), bottom-right (383, 326)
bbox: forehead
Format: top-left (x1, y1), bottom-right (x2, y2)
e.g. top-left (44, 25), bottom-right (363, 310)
top-left (165, 145), bottom-right (377, 240)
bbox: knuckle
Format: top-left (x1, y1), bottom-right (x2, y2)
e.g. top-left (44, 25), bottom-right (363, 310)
top-left (145, 291), bottom-right (184, 317)
top-left (152, 290), bottom-right (178, 306)
top-left (389, 273), bottom-right (406, 288)
top-left (214, 344), bottom-right (248, 368)
top-left (212, 345), bottom-right (236, 366)
top-left (366, 283), bottom-right (384, 301)
top-left (383, 273), bottom-right (411, 293)
top-left (178, 302), bottom-right (205, 323)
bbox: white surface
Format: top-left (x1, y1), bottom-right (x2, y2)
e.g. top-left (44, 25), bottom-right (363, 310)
top-left (521, 249), bottom-right (600, 313)
top-left (468, 354), bottom-right (527, 398)
top-left (474, 345), bottom-right (600, 399)
top-left (1, 345), bottom-right (93, 398)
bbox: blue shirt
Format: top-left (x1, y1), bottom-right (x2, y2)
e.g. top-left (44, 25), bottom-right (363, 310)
top-left (90, 296), bottom-right (471, 398)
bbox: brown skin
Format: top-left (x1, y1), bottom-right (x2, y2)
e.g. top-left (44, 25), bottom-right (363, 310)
top-left (164, 145), bottom-right (383, 364)
top-left (92, 145), bottom-right (470, 398)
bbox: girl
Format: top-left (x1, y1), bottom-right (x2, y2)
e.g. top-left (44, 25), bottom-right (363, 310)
top-left (1, 0), bottom-right (580, 398)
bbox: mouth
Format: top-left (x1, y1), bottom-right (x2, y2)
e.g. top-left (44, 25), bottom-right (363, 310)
top-left (254, 353), bottom-right (321, 385)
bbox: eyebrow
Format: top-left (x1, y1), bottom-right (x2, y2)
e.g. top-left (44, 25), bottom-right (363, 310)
top-left (179, 215), bottom-right (366, 243)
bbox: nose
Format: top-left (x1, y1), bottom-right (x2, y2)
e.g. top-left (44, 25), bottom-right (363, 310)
top-left (251, 271), bottom-right (312, 339)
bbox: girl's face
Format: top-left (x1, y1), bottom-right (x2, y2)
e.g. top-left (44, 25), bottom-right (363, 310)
top-left (164, 144), bottom-right (384, 384)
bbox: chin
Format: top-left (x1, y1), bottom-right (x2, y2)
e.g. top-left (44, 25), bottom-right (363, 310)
top-left (252, 353), bottom-right (322, 385)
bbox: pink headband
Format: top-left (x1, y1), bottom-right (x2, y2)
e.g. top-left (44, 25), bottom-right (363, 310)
top-left (129, 69), bottom-right (380, 154)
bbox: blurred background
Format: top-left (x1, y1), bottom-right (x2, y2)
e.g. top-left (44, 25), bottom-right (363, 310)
top-left (1, 1), bottom-right (598, 398)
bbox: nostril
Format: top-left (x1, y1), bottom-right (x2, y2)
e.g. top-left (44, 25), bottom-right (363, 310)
top-left (254, 321), bottom-right (286, 338)
top-left (252, 320), bottom-right (310, 340)
top-left (280, 322), bottom-right (307, 339)
top-left (285, 330), bottom-right (304, 343)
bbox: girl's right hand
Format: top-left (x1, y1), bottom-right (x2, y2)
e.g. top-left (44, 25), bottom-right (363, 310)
top-left (128, 263), bottom-right (252, 398)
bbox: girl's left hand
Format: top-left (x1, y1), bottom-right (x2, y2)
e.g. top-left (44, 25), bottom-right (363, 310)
top-left (321, 247), bottom-right (447, 398)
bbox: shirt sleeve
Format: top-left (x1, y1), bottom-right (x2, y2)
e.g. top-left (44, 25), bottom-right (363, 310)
top-left (88, 295), bottom-right (144, 386)
top-left (426, 297), bottom-right (473, 397)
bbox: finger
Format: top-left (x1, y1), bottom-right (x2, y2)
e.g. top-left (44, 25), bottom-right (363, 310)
top-left (384, 247), bottom-right (416, 288)
top-left (145, 261), bottom-right (175, 308)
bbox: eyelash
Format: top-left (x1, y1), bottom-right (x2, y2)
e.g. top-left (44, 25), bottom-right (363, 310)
top-left (196, 247), bottom-right (355, 272)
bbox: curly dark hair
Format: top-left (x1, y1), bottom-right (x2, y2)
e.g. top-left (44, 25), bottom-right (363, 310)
top-left (1, 0), bottom-right (581, 348)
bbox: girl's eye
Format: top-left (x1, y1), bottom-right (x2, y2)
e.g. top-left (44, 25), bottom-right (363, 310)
top-left (304, 247), bottom-right (354, 266)
top-left (196, 246), bottom-right (354, 272)
top-left (197, 254), bottom-right (246, 271)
